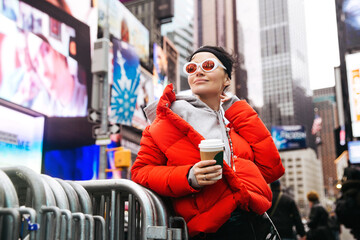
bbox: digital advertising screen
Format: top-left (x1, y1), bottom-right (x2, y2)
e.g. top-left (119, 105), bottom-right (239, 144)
top-left (0, 99), bottom-right (45, 173)
top-left (271, 125), bottom-right (307, 151)
top-left (345, 52), bottom-right (360, 137)
top-left (0, 0), bottom-right (91, 117)
top-left (348, 141), bottom-right (360, 164)
top-left (343, 0), bottom-right (360, 50)
top-left (98, 0), bottom-right (149, 65)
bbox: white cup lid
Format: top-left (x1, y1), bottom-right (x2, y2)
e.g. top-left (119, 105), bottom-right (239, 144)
top-left (198, 139), bottom-right (225, 149)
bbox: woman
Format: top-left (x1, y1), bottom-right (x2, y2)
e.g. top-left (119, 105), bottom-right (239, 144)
top-left (306, 191), bottom-right (335, 240)
top-left (131, 46), bottom-right (285, 239)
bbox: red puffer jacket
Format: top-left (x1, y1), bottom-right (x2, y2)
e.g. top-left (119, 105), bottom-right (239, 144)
top-left (131, 84), bottom-right (284, 236)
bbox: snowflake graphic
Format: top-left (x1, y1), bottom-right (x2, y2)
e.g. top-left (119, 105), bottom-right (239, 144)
top-left (110, 40), bottom-right (140, 125)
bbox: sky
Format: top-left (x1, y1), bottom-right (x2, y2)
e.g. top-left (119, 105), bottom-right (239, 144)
top-left (237, 0), bottom-right (340, 107)
top-left (304, 0), bottom-right (340, 90)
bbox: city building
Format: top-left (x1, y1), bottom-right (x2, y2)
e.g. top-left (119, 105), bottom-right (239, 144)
top-left (313, 87), bottom-right (339, 198)
top-left (258, 0), bottom-right (315, 149)
top-left (280, 148), bottom-right (325, 217)
top-left (194, 0), bottom-right (243, 97)
top-left (161, 0), bottom-right (194, 91)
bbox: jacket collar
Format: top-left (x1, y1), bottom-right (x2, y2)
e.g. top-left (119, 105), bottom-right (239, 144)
top-left (157, 84), bottom-right (204, 149)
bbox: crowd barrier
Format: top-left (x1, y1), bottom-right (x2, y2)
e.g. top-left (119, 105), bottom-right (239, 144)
top-left (0, 166), bottom-right (188, 240)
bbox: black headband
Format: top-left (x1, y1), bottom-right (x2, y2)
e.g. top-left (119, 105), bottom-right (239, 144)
top-left (189, 47), bottom-right (232, 78)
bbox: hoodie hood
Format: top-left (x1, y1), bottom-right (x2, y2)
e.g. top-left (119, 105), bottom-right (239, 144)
top-left (144, 84), bottom-right (231, 166)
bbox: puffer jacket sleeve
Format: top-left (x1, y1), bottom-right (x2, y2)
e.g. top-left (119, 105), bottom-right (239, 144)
top-left (224, 100), bottom-right (285, 183)
top-left (131, 126), bottom-right (200, 197)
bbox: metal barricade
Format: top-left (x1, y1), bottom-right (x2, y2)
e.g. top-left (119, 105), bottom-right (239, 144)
top-left (0, 168), bottom-right (39, 240)
top-left (78, 179), bottom-right (188, 240)
top-left (0, 166), bottom-right (187, 240)
top-left (1, 166), bottom-right (55, 240)
top-left (0, 168), bottom-right (20, 240)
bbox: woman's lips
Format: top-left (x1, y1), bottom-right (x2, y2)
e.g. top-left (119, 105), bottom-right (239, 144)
top-left (193, 79), bottom-right (208, 84)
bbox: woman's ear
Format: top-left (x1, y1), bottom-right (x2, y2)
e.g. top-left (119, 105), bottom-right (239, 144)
top-left (223, 77), bottom-right (231, 92)
top-left (224, 77), bottom-right (230, 87)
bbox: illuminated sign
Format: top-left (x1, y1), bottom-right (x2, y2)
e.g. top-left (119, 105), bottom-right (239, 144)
top-left (271, 125), bottom-right (307, 151)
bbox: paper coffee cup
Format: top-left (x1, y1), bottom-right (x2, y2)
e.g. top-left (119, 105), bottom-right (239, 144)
top-left (198, 139), bottom-right (224, 180)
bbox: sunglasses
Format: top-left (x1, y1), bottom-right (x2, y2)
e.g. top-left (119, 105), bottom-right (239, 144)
top-left (183, 58), bottom-right (226, 75)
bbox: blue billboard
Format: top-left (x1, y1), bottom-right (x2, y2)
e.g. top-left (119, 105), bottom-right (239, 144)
top-left (271, 125), bottom-right (307, 151)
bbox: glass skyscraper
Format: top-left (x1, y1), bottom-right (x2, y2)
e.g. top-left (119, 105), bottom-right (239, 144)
top-left (259, 0), bottom-right (315, 149)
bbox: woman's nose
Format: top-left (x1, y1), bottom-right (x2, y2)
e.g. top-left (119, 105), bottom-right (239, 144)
top-left (195, 65), bottom-right (204, 75)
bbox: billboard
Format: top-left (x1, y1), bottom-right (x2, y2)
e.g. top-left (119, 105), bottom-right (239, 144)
top-left (110, 38), bottom-right (141, 125)
top-left (345, 52), bottom-right (360, 137)
top-left (0, 0), bottom-right (91, 117)
top-left (343, 0), bottom-right (360, 50)
top-left (98, 0), bottom-right (149, 64)
top-left (271, 125), bottom-right (307, 151)
top-left (348, 141), bottom-right (360, 164)
top-left (0, 99), bottom-right (45, 173)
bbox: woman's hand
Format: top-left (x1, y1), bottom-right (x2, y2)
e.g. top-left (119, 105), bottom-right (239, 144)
top-left (192, 160), bottom-right (222, 187)
top-left (220, 92), bottom-right (231, 103)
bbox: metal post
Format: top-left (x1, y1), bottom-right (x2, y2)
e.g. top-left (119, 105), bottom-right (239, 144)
top-left (98, 75), bottom-right (109, 179)
top-left (98, 0), bottom-right (111, 179)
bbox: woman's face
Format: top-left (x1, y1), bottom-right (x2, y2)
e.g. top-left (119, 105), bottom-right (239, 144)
top-left (187, 52), bottom-right (229, 99)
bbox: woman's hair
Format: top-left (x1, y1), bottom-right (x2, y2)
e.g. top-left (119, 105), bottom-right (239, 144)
top-left (307, 190), bottom-right (319, 202)
top-left (187, 45), bottom-right (236, 79)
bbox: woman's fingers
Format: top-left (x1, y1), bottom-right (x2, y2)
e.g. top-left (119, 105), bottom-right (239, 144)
top-left (194, 160), bottom-right (216, 168)
top-left (193, 160), bottom-right (222, 186)
top-left (193, 160), bottom-right (220, 175)
top-left (198, 171), bottom-right (221, 185)
top-left (220, 92), bottom-right (230, 102)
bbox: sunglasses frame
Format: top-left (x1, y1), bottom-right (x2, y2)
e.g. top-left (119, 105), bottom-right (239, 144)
top-left (183, 58), bottom-right (227, 76)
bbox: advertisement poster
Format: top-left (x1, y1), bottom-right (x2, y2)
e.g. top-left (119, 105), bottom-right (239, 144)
top-left (346, 52), bottom-right (360, 137)
top-left (110, 38), bottom-right (141, 125)
top-left (271, 125), bottom-right (307, 151)
top-left (0, 103), bottom-right (45, 173)
top-left (98, 0), bottom-right (149, 64)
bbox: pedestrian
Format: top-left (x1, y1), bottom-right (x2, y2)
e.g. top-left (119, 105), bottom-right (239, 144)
top-left (306, 190), bottom-right (334, 240)
top-left (269, 180), bottom-right (306, 240)
top-left (328, 211), bottom-right (340, 240)
top-left (131, 45), bottom-right (285, 239)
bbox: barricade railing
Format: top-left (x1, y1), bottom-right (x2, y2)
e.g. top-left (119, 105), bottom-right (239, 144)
top-left (0, 166), bottom-right (188, 240)
top-left (77, 179), bottom-right (188, 240)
